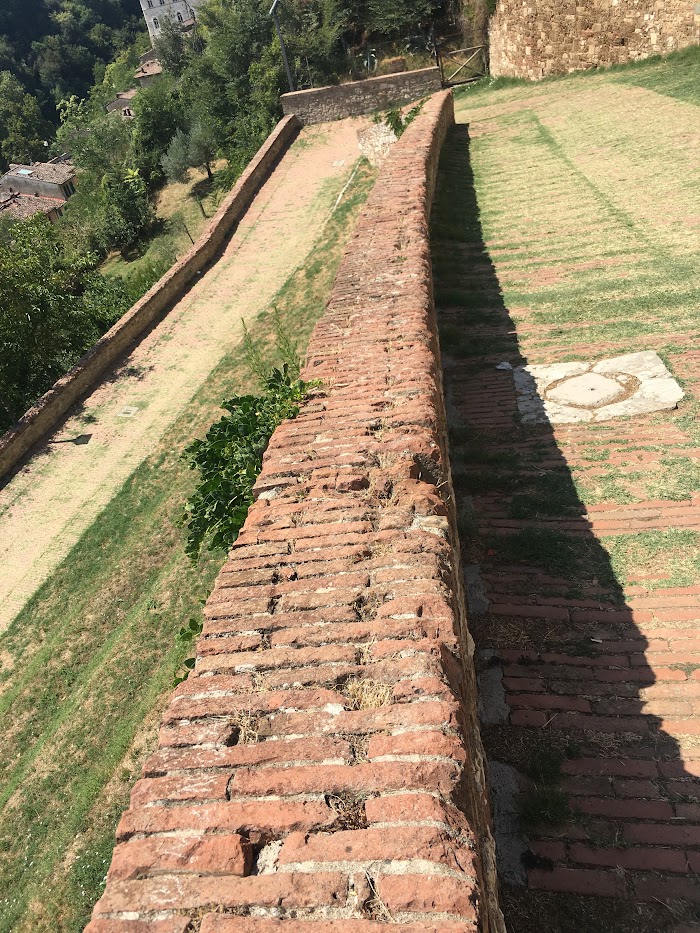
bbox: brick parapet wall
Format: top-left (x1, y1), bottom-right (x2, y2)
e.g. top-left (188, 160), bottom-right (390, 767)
top-left (490, 0), bottom-right (700, 79)
top-left (87, 89), bottom-right (504, 933)
top-left (0, 115), bottom-right (300, 483)
top-left (281, 68), bottom-right (443, 124)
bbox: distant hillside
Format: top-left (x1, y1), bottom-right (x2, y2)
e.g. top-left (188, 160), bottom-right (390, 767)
top-left (0, 0), bottom-right (145, 163)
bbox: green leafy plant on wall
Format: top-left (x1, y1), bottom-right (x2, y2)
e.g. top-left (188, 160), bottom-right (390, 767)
top-left (174, 362), bottom-right (314, 684)
top-left (376, 98), bottom-right (426, 137)
top-left (182, 364), bottom-right (311, 560)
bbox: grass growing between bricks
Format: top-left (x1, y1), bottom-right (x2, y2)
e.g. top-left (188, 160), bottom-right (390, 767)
top-left (0, 160), bottom-right (376, 933)
top-left (437, 47), bottom-right (700, 933)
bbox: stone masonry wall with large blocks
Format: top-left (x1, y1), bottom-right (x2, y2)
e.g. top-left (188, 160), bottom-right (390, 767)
top-left (490, 0), bottom-right (700, 80)
top-left (86, 89), bottom-right (504, 933)
top-left (281, 68), bottom-right (443, 124)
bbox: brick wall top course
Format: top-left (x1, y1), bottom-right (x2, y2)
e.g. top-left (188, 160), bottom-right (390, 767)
top-left (87, 90), bottom-right (503, 933)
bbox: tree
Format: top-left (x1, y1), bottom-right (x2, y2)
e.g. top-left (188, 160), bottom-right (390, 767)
top-left (57, 96), bottom-right (132, 179)
top-left (162, 121), bottom-right (218, 182)
top-left (94, 168), bottom-right (153, 254)
top-left (160, 128), bottom-right (191, 183)
top-left (0, 215), bottom-right (131, 428)
top-left (130, 75), bottom-right (186, 182)
top-left (154, 17), bottom-right (190, 79)
top-left (0, 72), bottom-right (52, 169)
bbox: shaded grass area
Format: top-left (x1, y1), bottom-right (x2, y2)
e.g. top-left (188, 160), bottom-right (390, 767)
top-left (437, 60), bottom-right (700, 931)
top-left (0, 160), bottom-right (376, 933)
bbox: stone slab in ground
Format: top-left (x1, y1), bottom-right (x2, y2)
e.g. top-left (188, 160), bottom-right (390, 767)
top-left (513, 351), bottom-right (683, 424)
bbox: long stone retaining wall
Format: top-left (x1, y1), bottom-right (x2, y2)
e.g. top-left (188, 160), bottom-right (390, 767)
top-left (0, 115), bottom-right (301, 483)
top-left (490, 0), bottom-right (700, 80)
top-left (281, 68), bottom-right (443, 124)
top-left (86, 90), bottom-right (504, 933)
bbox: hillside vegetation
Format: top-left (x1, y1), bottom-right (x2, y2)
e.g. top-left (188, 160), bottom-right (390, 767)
top-left (0, 0), bottom-right (462, 432)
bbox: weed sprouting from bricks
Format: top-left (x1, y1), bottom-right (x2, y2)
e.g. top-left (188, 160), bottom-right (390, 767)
top-left (374, 98), bottom-right (426, 139)
top-left (182, 365), bottom-right (316, 561)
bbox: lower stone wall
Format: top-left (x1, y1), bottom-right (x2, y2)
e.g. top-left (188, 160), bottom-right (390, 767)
top-left (281, 68), bottom-right (443, 124)
top-left (490, 0), bottom-right (700, 79)
top-left (86, 89), bottom-right (504, 933)
top-left (0, 115), bottom-right (300, 483)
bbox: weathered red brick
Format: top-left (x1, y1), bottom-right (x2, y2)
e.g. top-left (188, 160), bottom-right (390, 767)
top-left (85, 922), bottom-right (190, 933)
top-left (506, 693), bottom-right (591, 712)
top-left (528, 867), bottom-right (626, 898)
top-left (230, 760), bottom-right (461, 798)
top-left (92, 872), bottom-right (347, 915)
top-left (130, 773), bottom-right (231, 807)
top-left (624, 824), bottom-right (700, 846)
top-left (571, 797), bottom-right (673, 820)
top-left (366, 730), bottom-right (465, 761)
top-left (117, 800), bottom-right (336, 841)
top-left (569, 843), bottom-right (687, 873)
top-left (108, 833), bottom-right (252, 881)
top-left (199, 918), bottom-right (471, 933)
top-left (377, 873), bottom-right (479, 920)
top-left (144, 736), bottom-right (350, 775)
top-left (278, 826), bottom-right (478, 876)
top-left (562, 757), bottom-right (658, 778)
top-left (633, 873), bottom-right (700, 903)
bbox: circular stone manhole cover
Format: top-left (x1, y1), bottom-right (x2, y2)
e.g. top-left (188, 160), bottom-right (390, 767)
top-left (547, 372), bottom-right (626, 408)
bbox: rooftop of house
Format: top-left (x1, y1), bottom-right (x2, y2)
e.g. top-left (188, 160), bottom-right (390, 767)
top-left (134, 60), bottom-right (163, 79)
top-left (4, 159), bottom-right (75, 186)
top-left (0, 191), bottom-right (64, 220)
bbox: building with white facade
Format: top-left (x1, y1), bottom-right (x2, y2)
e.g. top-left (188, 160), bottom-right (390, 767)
top-left (139, 0), bottom-right (201, 43)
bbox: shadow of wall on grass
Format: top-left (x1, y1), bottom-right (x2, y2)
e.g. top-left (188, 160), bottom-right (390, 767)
top-left (431, 122), bottom-right (697, 933)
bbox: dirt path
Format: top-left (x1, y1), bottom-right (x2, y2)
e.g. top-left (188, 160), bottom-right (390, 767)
top-left (0, 118), bottom-right (367, 631)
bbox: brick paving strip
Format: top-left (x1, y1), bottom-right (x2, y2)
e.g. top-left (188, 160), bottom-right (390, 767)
top-left (433, 115), bottom-right (700, 924)
top-left (86, 92), bottom-right (505, 932)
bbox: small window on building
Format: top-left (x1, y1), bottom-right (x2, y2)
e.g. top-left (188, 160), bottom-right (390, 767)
top-left (153, 16), bottom-right (159, 28)
top-left (177, 11), bottom-right (183, 21)
top-left (147, 0), bottom-right (153, 6)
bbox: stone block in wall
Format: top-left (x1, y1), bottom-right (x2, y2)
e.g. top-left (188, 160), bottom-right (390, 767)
top-left (281, 67), bottom-right (443, 125)
top-left (489, 0), bottom-right (700, 79)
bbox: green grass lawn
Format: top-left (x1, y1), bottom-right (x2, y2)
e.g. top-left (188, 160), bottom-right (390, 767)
top-left (440, 47), bottom-right (700, 587)
top-left (0, 161), bottom-right (375, 933)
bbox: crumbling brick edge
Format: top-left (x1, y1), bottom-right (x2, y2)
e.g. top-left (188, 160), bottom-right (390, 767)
top-left (0, 114), bottom-right (301, 483)
top-left (85, 89), bottom-right (505, 933)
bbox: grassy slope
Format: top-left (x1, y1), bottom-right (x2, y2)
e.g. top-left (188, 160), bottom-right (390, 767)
top-left (445, 48), bottom-right (700, 586)
top-left (101, 161), bottom-right (228, 293)
top-left (0, 161), bottom-right (376, 933)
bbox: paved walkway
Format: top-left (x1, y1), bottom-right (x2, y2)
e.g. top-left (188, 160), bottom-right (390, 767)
top-left (0, 119), bottom-right (367, 631)
top-left (433, 79), bottom-right (700, 932)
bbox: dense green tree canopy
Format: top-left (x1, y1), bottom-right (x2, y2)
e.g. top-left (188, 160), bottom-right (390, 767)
top-left (0, 0), bottom-right (145, 167)
top-left (0, 216), bottom-right (131, 428)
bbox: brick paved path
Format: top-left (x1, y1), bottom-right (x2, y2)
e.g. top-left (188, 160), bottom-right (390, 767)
top-left (434, 119), bottom-right (700, 930)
